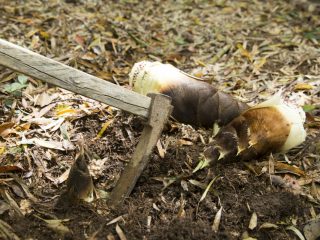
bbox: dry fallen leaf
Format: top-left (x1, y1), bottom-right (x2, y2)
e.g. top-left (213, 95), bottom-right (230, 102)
top-left (156, 139), bottom-right (166, 158)
top-left (0, 122), bottom-right (15, 138)
top-left (97, 119), bottom-right (114, 139)
top-left (275, 162), bottom-right (305, 177)
top-left (33, 92), bottom-right (56, 107)
top-left (286, 225), bottom-right (305, 240)
top-left (0, 219), bottom-right (20, 240)
top-left (54, 168), bottom-right (71, 185)
top-left (212, 206), bottom-right (223, 232)
top-left (0, 165), bottom-right (24, 173)
top-left (248, 212), bottom-right (258, 230)
top-left (294, 83), bottom-right (314, 91)
top-left (0, 189), bottom-right (23, 217)
top-left (259, 222), bottom-right (279, 229)
top-left (34, 216), bottom-right (71, 236)
top-left (115, 224), bottom-right (127, 240)
top-left (19, 199), bottom-right (32, 215)
top-left (177, 139), bottom-right (193, 146)
top-left (304, 218), bottom-right (320, 240)
top-left (107, 216), bottom-right (125, 226)
top-left (19, 138), bottom-right (71, 151)
top-left (199, 177), bottom-right (217, 203)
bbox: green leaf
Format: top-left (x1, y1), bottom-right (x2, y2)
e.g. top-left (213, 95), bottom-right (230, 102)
top-left (17, 75), bottom-right (28, 84)
top-left (303, 105), bottom-right (316, 113)
top-left (199, 176), bottom-right (218, 202)
top-left (175, 37), bottom-right (186, 45)
top-left (193, 155), bottom-right (210, 173)
top-left (304, 29), bottom-right (320, 40)
top-left (4, 98), bottom-right (14, 108)
top-left (8, 146), bottom-right (24, 154)
top-left (3, 75), bottom-right (28, 95)
top-left (5, 83), bottom-right (23, 93)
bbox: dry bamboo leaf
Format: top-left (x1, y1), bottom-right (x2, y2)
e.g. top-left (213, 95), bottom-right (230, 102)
top-left (248, 212), bottom-right (258, 230)
top-left (27, 117), bottom-right (52, 126)
top-left (294, 83), bottom-right (314, 91)
top-left (309, 206), bottom-right (317, 219)
top-left (0, 166), bottom-right (24, 173)
top-left (40, 118), bottom-right (65, 132)
top-left (0, 146), bottom-right (5, 155)
top-left (0, 72), bottom-right (16, 83)
top-left (19, 199), bottom-right (32, 215)
top-left (115, 224), bottom-right (127, 240)
top-left (193, 157), bottom-right (210, 173)
top-left (55, 168), bottom-right (71, 184)
top-left (56, 108), bottom-right (79, 116)
top-left (310, 181), bottom-right (320, 201)
top-left (156, 139), bottom-right (166, 158)
top-left (269, 154), bottom-right (275, 175)
top-left (15, 123), bottom-right (31, 132)
top-left (188, 179), bottom-right (207, 189)
top-left (107, 233), bottom-right (116, 240)
top-left (242, 231), bottom-right (257, 240)
top-left (275, 162), bottom-right (305, 177)
top-left (34, 92), bottom-right (56, 107)
top-left (199, 177), bottom-right (217, 202)
top-left (26, 29), bottom-right (39, 38)
top-left (304, 218), bottom-right (320, 240)
top-left (0, 189), bottom-right (23, 217)
top-left (259, 222), bottom-right (279, 229)
top-left (236, 43), bottom-right (253, 62)
top-left (0, 122), bottom-right (15, 134)
top-left (243, 237), bottom-right (258, 240)
top-left (0, 220), bottom-right (20, 240)
top-left (177, 195), bottom-right (186, 218)
top-left (97, 119), bottom-right (114, 139)
top-left (5, 174), bottom-right (37, 202)
top-left (9, 183), bottom-right (24, 198)
top-left (36, 103), bottom-right (56, 118)
top-left (147, 216), bottom-right (152, 231)
top-left (286, 226), bottom-right (306, 240)
top-left (212, 206), bottom-right (223, 232)
top-left (152, 177), bottom-right (177, 189)
top-left (180, 180), bottom-right (188, 191)
top-left (35, 215), bottom-right (71, 236)
top-left (253, 57), bottom-right (267, 73)
top-left (0, 200), bottom-right (10, 215)
top-left (107, 216), bottom-right (125, 226)
top-left (177, 139), bottom-right (193, 146)
top-left (19, 138), bottom-right (65, 151)
top-left (0, 122), bottom-right (15, 138)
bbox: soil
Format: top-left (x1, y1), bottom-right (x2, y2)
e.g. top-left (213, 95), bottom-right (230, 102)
top-left (1, 114), bottom-right (316, 240)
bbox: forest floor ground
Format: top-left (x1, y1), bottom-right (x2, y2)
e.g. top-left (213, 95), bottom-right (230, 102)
top-left (0, 0), bottom-right (320, 239)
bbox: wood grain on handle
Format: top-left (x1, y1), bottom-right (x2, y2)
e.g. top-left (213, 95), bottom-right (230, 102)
top-left (0, 39), bottom-right (151, 117)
